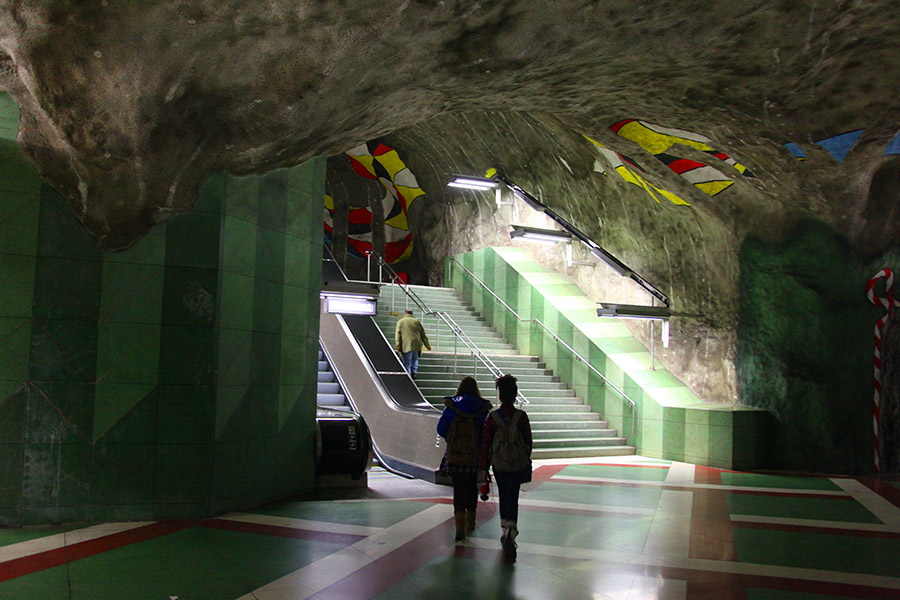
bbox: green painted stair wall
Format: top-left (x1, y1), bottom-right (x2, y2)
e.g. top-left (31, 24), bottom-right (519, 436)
top-left (446, 246), bottom-right (769, 469)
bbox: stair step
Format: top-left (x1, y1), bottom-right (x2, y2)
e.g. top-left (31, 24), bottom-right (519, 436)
top-left (527, 412), bottom-right (602, 421)
top-left (532, 428), bottom-right (619, 439)
top-left (416, 379), bottom-right (570, 391)
top-left (316, 393), bottom-right (346, 406)
top-left (531, 446), bottom-right (636, 459)
top-left (531, 421), bottom-right (610, 430)
top-left (534, 437), bottom-right (628, 449)
top-left (317, 382), bottom-right (340, 394)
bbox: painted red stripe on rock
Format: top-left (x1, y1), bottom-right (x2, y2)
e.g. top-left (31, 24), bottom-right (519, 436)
top-left (666, 157), bottom-right (705, 174)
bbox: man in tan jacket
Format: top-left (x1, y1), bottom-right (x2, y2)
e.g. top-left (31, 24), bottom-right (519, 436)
top-left (395, 309), bottom-right (431, 379)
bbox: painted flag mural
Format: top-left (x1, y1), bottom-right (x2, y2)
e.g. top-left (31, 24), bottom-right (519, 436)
top-left (584, 135), bottom-right (690, 206)
top-left (324, 140), bottom-right (425, 263)
top-left (609, 119), bottom-right (755, 197)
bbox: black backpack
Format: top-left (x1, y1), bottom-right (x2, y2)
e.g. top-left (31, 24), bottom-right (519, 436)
top-left (445, 401), bottom-right (489, 466)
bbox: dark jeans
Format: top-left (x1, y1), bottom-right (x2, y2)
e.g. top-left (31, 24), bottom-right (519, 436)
top-left (494, 470), bottom-right (525, 523)
top-left (450, 471), bottom-right (478, 512)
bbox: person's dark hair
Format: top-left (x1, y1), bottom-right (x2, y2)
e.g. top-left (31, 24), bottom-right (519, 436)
top-left (456, 376), bottom-right (481, 397)
top-left (495, 374), bottom-right (518, 403)
top-left (405, 309), bottom-right (413, 314)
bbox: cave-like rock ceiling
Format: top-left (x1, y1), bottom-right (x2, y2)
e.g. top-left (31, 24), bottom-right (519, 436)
top-left (0, 0), bottom-right (898, 255)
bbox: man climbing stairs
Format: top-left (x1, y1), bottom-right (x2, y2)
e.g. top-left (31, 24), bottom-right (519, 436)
top-left (374, 284), bottom-right (635, 459)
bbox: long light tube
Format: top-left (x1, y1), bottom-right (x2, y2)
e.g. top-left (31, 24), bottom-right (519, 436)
top-left (322, 293), bottom-right (377, 315)
top-left (509, 225), bottom-right (572, 244)
top-left (447, 175), bottom-right (500, 190)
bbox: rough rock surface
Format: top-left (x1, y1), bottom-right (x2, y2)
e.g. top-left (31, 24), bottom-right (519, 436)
top-left (1, 1), bottom-right (898, 248)
top-left (2, 0), bottom-right (899, 471)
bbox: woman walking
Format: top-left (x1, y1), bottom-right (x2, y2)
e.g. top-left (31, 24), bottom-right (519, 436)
top-left (437, 376), bottom-right (492, 541)
top-left (480, 374), bottom-right (533, 561)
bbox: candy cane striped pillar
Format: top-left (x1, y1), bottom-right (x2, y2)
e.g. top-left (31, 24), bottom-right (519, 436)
top-left (866, 269), bottom-right (899, 472)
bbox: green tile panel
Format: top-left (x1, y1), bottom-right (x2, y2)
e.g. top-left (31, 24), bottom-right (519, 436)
top-left (0, 191), bottom-right (39, 255)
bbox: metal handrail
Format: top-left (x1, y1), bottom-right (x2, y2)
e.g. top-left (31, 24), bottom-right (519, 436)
top-left (372, 254), bottom-right (529, 405)
top-left (449, 257), bottom-right (637, 435)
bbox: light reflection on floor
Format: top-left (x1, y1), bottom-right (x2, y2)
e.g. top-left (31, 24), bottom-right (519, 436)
top-left (1, 456), bottom-right (899, 600)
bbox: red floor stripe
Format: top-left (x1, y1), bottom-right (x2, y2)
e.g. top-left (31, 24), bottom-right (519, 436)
top-left (690, 466), bottom-right (737, 561)
top-left (311, 516), bottom-right (457, 600)
top-left (202, 518), bottom-right (367, 544)
top-left (0, 521), bottom-right (194, 583)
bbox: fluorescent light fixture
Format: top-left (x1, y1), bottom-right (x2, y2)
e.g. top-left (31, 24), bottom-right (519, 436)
top-left (509, 225), bottom-right (572, 244)
top-left (447, 175), bottom-right (500, 190)
top-left (596, 303), bottom-right (671, 320)
top-left (322, 293), bottom-right (377, 315)
top-left (589, 247), bottom-right (631, 277)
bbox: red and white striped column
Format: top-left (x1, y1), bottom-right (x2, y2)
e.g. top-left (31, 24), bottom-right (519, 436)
top-left (866, 269), bottom-right (899, 472)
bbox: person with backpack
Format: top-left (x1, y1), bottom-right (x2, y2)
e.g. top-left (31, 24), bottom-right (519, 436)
top-left (480, 373), bottom-right (532, 561)
top-left (436, 376), bottom-right (492, 541)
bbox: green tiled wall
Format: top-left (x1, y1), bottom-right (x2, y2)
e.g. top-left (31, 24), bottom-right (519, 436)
top-left (447, 246), bottom-right (768, 470)
top-left (0, 94), bottom-right (324, 524)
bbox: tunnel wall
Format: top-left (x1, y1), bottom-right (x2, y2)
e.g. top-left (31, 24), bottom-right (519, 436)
top-left (0, 96), bottom-right (323, 524)
top-left (738, 220), bottom-right (900, 474)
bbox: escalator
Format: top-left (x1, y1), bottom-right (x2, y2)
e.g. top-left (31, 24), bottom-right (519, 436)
top-left (319, 254), bottom-right (445, 481)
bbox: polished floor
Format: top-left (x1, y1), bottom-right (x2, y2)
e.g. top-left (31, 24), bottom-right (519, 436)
top-left (2, 456), bottom-right (899, 599)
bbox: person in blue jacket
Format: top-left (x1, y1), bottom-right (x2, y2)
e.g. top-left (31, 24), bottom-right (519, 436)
top-left (437, 376), bottom-right (491, 541)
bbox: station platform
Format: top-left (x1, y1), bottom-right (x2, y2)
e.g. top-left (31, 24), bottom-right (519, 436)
top-left (2, 456), bottom-right (899, 599)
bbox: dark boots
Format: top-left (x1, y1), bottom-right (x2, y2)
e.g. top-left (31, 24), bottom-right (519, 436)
top-left (454, 512), bottom-right (466, 541)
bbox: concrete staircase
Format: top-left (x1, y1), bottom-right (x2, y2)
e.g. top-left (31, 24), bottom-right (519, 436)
top-left (374, 284), bottom-right (635, 459)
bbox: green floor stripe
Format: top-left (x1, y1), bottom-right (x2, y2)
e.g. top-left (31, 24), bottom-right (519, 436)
top-left (528, 481), bottom-right (662, 510)
top-left (727, 493), bottom-right (882, 524)
top-left (250, 498), bottom-right (432, 528)
top-left (734, 528), bottom-right (900, 578)
top-left (720, 472), bottom-right (842, 491)
top-left (557, 464), bottom-right (670, 482)
top-left (60, 525), bottom-right (346, 600)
